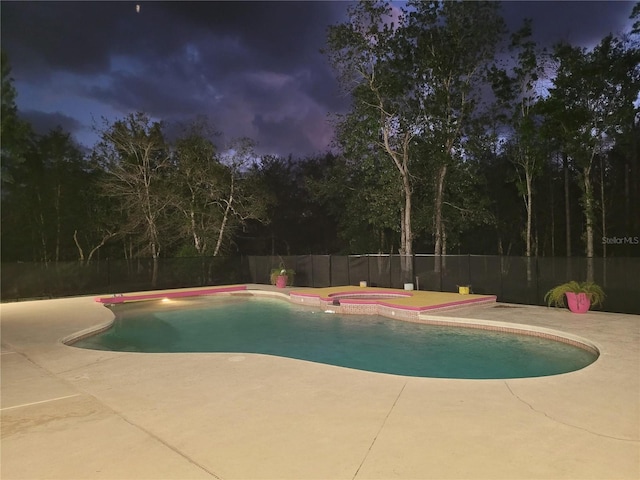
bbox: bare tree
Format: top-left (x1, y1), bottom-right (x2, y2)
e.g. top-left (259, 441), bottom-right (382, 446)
top-left (94, 112), bottom-right (171, 287)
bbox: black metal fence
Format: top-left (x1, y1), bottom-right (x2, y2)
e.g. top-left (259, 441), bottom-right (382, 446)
top-left (2, 255), bottom-right (639, 314)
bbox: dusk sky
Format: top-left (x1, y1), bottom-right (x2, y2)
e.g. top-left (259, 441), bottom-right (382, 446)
top-left (1, 1), bottom-right (636, 157)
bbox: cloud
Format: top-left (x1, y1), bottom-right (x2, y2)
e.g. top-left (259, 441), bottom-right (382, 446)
top-left (1, 2), bottom-right (122, 78)
top-left (20, 110), bottom-right (83, 137)
top-left (2, 1), bottom-right (350, 157)
top-left (2, 1), bottom-right (635, 158)
top-left (501, 1), bottom-right (635, 48)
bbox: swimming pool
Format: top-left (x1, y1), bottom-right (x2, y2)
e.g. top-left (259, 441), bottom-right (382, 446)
top-left (73, 295), bottom-right (598, 379)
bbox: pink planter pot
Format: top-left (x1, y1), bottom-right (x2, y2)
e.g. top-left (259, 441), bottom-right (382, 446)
top-left (275, 275), bottom-right (288, 288)
top-left (566, 292), bottom-right (591, 314)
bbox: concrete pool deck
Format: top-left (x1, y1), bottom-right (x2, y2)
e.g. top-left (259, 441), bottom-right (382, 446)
top-left (1, 285), bottom-right (638, 479)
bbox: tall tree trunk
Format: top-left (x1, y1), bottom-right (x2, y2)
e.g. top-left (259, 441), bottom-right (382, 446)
top-left (381, 126), bottom-right (413, 283)
top-left (190, 209), bottom-right (203, 255)
top-left (600, 156), bottom-right (606, 259)
top-left (213, 176), bottom-right (234, 257)
top-left (74, 230), bottom-right (112, 265)
top-left (38, 214), bottom-right (48, 263)
top-left (624, 157), bottom-right (630, 235)
top-left (442, 223), bottom-right (447, 256)
top-left (434, 164), bottom-right (447, 273)
top-left (55, 184), bottom-right (61, 262)
top-left (525, 168), bottom-right (533, 282)
top-left (550, 175), bottom-right (555, 256)
top-left (563, 152), bottom-right (571, 257)
top-left (583, 166), bottom-right (595, 282)
top-left (399, 173), bottom-right (413, 256)
top-left (74, 230), bottom-right (85, 265)
top-left (632, 121), bottom-right (639, 237)
top-left (600, 156), bottom-right (607, 286)
top-left (522, 167), bottom-right (533, 258)
top-left (400, 165), bottom-right (413, 284)
top-left (150, 239), bottom-right (159, 288)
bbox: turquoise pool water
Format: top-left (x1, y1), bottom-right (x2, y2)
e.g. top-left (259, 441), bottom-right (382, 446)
top-left (74, 296), bottom-right (598, 379)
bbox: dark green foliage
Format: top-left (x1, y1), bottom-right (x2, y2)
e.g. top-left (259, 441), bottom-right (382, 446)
top-left (1, 3), bottom-right (640, 265)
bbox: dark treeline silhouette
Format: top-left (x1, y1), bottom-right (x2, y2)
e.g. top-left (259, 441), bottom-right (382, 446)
top-left (2, 2), bottom-right (639, 275)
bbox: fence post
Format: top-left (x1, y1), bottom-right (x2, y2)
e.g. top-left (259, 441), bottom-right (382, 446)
top-left (413, 254), bottom-right (416, 289)
top-left (536, 257), bottom-right (540, 305)
top-left (329, 255), bottom-right (333, 287)
top-left (499, 255), bottom-right (504, 301)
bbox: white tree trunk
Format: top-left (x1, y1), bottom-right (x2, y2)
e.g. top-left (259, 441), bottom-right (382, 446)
top-left (434, 164), bottom-right (447, 273)
top-left (583, 166), bottom-right (595, 282)
top-left (213, 176), bottom-right (234, 257)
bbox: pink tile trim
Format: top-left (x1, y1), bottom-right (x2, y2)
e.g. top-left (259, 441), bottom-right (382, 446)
top-left (418, 296), bottom-right (498, 311)
top-left (327, 290), bottom-right (412, 299)
top-left (94, 285), bottom-right (247, 304)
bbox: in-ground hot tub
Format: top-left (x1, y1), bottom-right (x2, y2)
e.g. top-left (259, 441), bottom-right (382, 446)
top-left (289, 287), bottom-right (497, 320)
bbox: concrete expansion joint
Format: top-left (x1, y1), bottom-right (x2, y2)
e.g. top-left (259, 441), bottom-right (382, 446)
top-left (352, 381), bottom-right (408, 479)
top-left (503, 381), bottom-right (637, 443)
top-left (100, 403), bottom-right (224, 479)
top-left (56, 351), bottom-right (134, 376)
top-left (6, 347), bottom-right (224, 478)
top-left (1, 393), bottom-right (83, 412)
top-left (1, 340), bottom-right (19, 354)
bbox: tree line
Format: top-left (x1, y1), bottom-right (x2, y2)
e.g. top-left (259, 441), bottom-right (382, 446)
top-left (2, 1), bottom-right (639, 277)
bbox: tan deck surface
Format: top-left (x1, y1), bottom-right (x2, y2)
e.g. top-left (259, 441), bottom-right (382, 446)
top-left (291, 285), bottom-right (495, 309)
top-left (1, 285), bottom-right (638, 479)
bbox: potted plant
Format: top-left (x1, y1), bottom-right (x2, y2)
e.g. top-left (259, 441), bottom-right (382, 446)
top-left (270, 265), bottom-right (295, 288)
top-left (544, 281), bottom-right (605, 314)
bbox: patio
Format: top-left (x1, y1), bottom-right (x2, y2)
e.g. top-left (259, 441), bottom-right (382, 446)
top-left (1, 285), bottom-right (638, 479)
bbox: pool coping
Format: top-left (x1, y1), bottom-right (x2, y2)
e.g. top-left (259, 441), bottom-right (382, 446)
top-left (94, 284), bottom-right (248, 304)
top-left (415, 314), bottom-right (600, 355)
